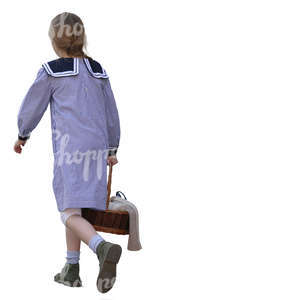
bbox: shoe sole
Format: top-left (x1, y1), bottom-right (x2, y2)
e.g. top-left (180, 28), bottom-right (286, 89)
top-left (97, 244), bottom-right (122, 293)
top-left (54, 275), bottom-right (82, 287)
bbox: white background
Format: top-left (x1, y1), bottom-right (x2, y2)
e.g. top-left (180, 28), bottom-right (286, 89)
top-left (0, 0), bottom-right (299, 299)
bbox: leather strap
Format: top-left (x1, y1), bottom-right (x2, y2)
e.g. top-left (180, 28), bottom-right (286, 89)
top-left (106, 164), bottom-right (113, 210)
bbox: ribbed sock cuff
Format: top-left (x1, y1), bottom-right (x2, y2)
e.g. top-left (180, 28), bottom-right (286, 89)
top-left (66, 250), bottom-right (80, 264)
top-left (88, 234), bottom-right (104, 253)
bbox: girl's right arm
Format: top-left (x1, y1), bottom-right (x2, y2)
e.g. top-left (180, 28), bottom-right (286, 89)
top-left (14, 68), bottom-right (52, 153)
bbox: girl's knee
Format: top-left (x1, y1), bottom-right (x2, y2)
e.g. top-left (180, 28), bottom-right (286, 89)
top-left (60, 208), bottom-right (82, 226)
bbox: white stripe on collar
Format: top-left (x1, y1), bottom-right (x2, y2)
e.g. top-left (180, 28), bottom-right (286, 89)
top-left (83, 58), bottom-right (108, 79)
top-left (42, 58), bottom-right (79, 77)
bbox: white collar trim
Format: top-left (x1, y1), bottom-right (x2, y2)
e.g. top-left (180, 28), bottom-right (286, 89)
top-left (83, 58), bottom-right (108, 78)
top-left (42, 58), bottom-right (79, 77)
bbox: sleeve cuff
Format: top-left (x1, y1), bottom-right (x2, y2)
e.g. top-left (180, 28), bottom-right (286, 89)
top-left (18, 134), bottom-right (30, 141)
top-left (108, 147), bottom-right (118, 156)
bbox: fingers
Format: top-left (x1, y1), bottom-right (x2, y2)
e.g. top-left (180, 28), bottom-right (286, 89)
top-left (107, 156), bottom-right (118, 166)
top-left (14, 144), bottom-right (22, 154)
top-left (14, 140), bottom-right (25, 154)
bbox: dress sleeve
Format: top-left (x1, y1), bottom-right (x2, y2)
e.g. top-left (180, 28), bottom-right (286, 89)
top-left (17, 68), bottom-right (52, 140)
top-left (103, 78), bottom-right (120, 155)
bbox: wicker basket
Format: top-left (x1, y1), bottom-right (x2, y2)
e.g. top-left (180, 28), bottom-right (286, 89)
top-left (82, 164), bottom-right (129, 235)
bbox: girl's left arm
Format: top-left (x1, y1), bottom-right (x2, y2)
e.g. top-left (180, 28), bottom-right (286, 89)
top-left (17, 68), bottom-right (52, 141)
top-left (103, 78), bottom-right (121, 157)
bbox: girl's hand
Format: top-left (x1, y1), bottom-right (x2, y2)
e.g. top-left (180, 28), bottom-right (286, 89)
top-left (14, 139), bottom-right (26, 154)
top-left (107, 155), bottom-right (118, 166)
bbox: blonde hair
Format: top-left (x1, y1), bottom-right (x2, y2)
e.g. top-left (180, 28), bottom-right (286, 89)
top-left (49, 12), bottom-right (87, 57)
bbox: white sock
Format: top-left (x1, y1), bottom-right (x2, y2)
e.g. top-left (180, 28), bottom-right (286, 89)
top-left (66, 250), bottom-right (80, 264)
top-left (88, 234), bottom-right (104, 253)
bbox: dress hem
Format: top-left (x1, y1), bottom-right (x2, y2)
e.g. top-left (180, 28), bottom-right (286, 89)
top-left (58, 201), bottom-right (106, 212)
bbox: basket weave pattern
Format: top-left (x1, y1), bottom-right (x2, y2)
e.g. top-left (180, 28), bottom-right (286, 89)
top-left (81, 165), bottom-right (130, 235)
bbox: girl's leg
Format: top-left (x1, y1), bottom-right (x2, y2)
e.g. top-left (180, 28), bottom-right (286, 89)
top-left (66, 227), bottom-right (81, 251)
top-left (62, 209), bottom-right (122, 293)
top-left (62, 209), bottom-right (105, 253)
top-left (54, 210), bottom-right (83, 287)
top-left (61, 208), bottom-right (104, 252)
top-left (60, 208), bottom-right (102, 247)
top-left (62, 209), bottom-right (82, 264)
top-left (66, 214), bottom-right (99, 246)
top-left (65, 227), bottom-right (81, 265)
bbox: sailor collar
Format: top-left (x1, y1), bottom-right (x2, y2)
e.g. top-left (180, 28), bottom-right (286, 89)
top-left (42, 57), bottom-right (108, 78)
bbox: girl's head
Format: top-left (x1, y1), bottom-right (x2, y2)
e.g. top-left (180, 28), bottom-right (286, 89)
top-left (49, 12), bottom-right (87, 58)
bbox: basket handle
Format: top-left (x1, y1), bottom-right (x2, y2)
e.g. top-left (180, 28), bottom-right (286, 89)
top-left (106, 163), bottom-right (113, 210)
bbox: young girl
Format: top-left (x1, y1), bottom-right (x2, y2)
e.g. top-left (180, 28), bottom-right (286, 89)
top-left (14, 12), bottom-right (122, 293)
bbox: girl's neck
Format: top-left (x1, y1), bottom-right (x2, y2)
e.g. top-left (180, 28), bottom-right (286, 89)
top-left (59, 54), bottom-right (85, 59)
top-left (57, 50), bottom-right (82, 59)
